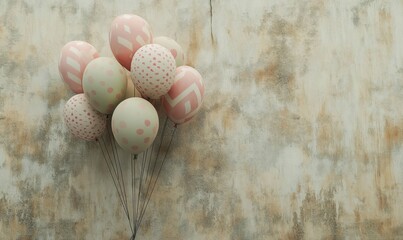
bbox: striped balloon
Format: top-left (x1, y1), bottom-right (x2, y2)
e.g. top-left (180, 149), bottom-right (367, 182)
top-left (58, 41), bottom-right (99, 93)
top-left (162, 66), bottom-right (205, 124)
top-left (109, 14), bottom-right (153, 70)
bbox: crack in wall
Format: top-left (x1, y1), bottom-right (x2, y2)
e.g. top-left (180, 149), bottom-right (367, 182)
top-left (210, 0), bottom-right (214, 43)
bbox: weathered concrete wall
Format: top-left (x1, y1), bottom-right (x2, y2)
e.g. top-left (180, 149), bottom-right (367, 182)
top-left (1, 0), bottom-right (403, 239)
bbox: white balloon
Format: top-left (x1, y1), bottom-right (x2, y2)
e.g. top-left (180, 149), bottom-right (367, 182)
top-left (82, 57), bottom-right (127, 114)
top-left (112, 97), bottom-right (159, 154)
top-left (130, 44), bottom-right (176, 99)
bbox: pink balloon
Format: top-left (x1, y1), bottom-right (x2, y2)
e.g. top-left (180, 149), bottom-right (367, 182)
top-left (162, 66), bottom-right (205, 124)
top-left (109, 14), bottom-right (153, 70)
top-left (63, 94), bottom-right (107, 141)
top-left (58, 41), bottom-right (99, 93)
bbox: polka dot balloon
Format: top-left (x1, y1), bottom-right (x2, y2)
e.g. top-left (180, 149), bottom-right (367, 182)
top-left (82, 57), bottom-right (127, 114)
top-left (63, 94), bottom-right (107, 141)
top-left (112, 97), bottom-right (159, 154)
top-left (130, 44), bottom-right (176, 99)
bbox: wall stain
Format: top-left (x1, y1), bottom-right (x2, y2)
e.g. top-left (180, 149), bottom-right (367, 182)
top-left (55, 219), bottom-right (76, 240)
top-left (291, 188), bottom-right (342, 240)
top-left (373, 120), bottom-right (401, 213)
top-left (254, 34), bottom-right (296, 103)
top-left (185, 12), bottom-right (202, 67)
top-left (269, 107), bottom-right (312, 147)
top-left (352, 218), bottom-right (403, 239)
top-left (377, 7), bottom-right (393, 53)
top-left (351, 0), bottom-right (377, 26)
top-left (254, 1), bottom-right (323, 102)
top-left (50, 0), bottom-right (78, 21)
top-left (80, 0), bottom-right (107, 44)
top-left (69, 186), bottom-right (83, 210)
top-left (315, 105), bottom-right (344, 161)
top-left (0, 109), bottom-right (43, 170)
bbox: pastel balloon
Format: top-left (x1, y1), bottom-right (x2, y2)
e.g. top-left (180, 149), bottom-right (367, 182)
top-left (131, 44), bottom-right (176, 99)
top-left (162, 66), bottom-right (205, 124)
top-left (58, 41), bottom-right (99, 93)
top-left (112, 97), bottom-right (159, 154)
top-left (82, 57), bottom-right (127, 114)
top-left (153, 36), bottom-right (185, 66)
top-left (63, 94), bottom-right (107, 141)
top-left (109, 14), bottom-right (153, 70)
top-left (125, 71), bottom-right (142, 99)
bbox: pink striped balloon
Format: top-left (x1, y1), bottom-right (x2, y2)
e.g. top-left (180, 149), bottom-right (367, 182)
top-left (58, 41), bottom-right (99, 93)
top-left (109, 14), bottom-right (153, 70)
top-left (162, 66), bottom-right (205, 124)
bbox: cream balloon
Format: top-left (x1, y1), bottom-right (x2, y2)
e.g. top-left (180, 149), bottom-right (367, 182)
top-left (82, 57), bottom-right (127, 114)
top-left (63, 94), bottom-right (107, 141)
top-left (125, 71), bottom-right (142, 99)
top-left (131, 44), bottom-right (176, 99)
top-left (112, 97), bottom-right (159, 154)
top-left (153, 36), bottom-right (185, 66)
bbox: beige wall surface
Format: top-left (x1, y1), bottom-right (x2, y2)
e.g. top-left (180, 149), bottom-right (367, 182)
top-left (1, 0), bottom-right (403, 239)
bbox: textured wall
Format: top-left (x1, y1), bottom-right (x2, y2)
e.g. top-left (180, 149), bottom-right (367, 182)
top-left (1, 0), bottom-right (403, 239)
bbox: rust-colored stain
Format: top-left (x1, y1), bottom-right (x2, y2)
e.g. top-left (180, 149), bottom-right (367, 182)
top-left (186, 13), bottom-right (202, 67)
top-left (1, 0), bottom-right (403, 239)
top-left (291, 189), bottom-right (341, 239)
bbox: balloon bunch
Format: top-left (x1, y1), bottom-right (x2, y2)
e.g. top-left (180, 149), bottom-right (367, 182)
top-left (59, 14), bottom-right (205, 239)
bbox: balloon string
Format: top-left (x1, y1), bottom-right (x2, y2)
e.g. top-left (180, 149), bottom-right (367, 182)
top-left (97, 138), bottom-right (133, 234)
top-left (144, 130), bottom-right (156, 195)
top-left (100, 136), bottom-right (132, 234)
top-left (136, 142), bottom-right (154, 230)
top-left (104, 116), bottom-right (119, 178)
top-left (136, 123), bottom-right (176, 230)
top-left (105, 123), bottom-right (131, 231)
top-left (99, 136), bottom-right (123, 205)
top-left (144, 108), bottom-right (164, 187)
top-left (107, 123), bottom-right (130, 226)
top-left (136, 116), bottom-right (168, 227)
top-left (133, 103), bottom-right (165, 237)
top-left (144, 100), bottom-right (164, 187)
top-left (131, 154), bottom-right (137, 238)
top-left (109, 125), bottom-right (125, 198)
top-left (140, 147), bottom-right (150, 222)
top-left (136, 149), bottom-right (147, 226)
top-left (103, 133), bottom-right (120, 189)
top-left (97, 106), bottom-right (177, 239)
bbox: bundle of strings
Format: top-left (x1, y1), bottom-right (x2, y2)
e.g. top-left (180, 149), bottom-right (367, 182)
top-left (96, 116), bottom-right (177, 239)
